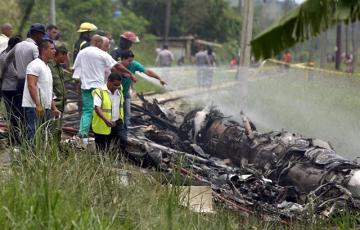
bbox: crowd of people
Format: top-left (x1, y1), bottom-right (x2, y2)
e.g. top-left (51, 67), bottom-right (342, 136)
top-left (0, 21), bottom-right (167, 154)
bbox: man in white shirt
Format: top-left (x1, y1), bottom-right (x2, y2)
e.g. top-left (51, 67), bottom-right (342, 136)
top-left (22, 39), bottom-right (60, 141)
top-left (155, 44), bottom-right (174, 67)
top-left (0, 23), bottom-right (13, 53)
top-left (73, 34), bottom-right (134, 137)
top-left (92, 72), bottom-right (126, 151)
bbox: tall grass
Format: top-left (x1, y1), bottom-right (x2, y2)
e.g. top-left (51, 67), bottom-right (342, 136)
top-left (0, 129), bottom-right (244, 229)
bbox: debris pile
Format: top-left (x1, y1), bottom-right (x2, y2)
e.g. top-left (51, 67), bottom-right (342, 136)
top-left (118, 95), bottom-right (360, 221)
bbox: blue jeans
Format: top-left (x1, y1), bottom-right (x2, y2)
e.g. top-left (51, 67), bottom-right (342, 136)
top-left (124, 97), bottom-right (131, 129)
top-left (79, 88), bottom-right (95, 137)
top-left (24, 107), bottom-right (52, 141)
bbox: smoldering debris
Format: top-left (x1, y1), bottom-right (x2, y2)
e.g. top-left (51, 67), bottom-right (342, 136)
top-left (121, 96), bottom-right (360, 222)
top-left (2, 88), bottom-right (358, 223)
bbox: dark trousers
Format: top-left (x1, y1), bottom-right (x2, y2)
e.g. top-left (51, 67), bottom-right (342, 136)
top-left (2, 90), bottom-right (23, 145)
top-left (94, 121), bottom-right (127, 153)
top-left (24, 107), bottom-right (52, 142)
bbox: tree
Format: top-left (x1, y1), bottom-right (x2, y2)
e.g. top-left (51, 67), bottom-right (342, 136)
top-left (251, 0), bottom-right (360, 60)
top-left (122, 0), bottom-right (241, 42)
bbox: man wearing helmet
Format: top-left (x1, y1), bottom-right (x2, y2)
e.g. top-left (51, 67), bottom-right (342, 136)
top-left (111, 31), bottom-right (166, 132)
top-left (110, 31), bottom-right (140, 61)
top-left (73, 22), bottom-right (97, 62)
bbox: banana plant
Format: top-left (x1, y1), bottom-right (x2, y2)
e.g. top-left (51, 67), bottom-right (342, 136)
top-left (251, 0), bottom-right (360, 60)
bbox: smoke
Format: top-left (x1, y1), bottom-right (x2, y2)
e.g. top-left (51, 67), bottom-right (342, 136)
top-left (147, 65), bottom-right (360, 159)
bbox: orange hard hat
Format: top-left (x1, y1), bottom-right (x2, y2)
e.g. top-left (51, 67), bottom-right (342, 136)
top-left (120, 31), bottom-right (140, 43)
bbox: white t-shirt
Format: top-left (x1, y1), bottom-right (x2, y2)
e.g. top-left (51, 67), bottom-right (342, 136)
top-left (93, 85), bottom-right (121, 122)
top-left (73, 46), bottom-right (118, 90)
top-left (22, 58), bottom-right (53, 109)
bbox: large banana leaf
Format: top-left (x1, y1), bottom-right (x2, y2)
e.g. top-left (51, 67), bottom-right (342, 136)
top-left (251, 0), bottom-right (360, 60)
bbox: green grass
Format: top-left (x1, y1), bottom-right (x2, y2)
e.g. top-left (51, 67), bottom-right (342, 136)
top-left (0, 124), bottom-right (357, 229)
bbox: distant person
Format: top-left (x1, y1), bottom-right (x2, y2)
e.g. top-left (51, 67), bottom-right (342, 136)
top-left (155, 44), bottom-right (174, 82)
top-left (0, 35), bottom-right (22, 144)
top-left (282, 50), bottom-right (292, 69)
top-left (73, 22), bottom-right (97, 62)
top-left (92, 72), bottom-right (127, 152)
top-left (195, 45), bottom-right (211, 88)
top-left (3, 23), bottom-right (46, 126)
top-left (205, 47), bottom-right (216, 88)
top-left (46, 24), bottom-right (60, 41)
top-left (155, 44), bottom-right (174, 67)
top-left (0, 23), bottom-right (13, 53)
top-left (22, 40), bottom-right (61, 141)
top-left (344, 54), bottom-right (354, 73)
top-left (230, 56), bottom-right (238, 68)
top-left (73, 35), bottom-right (134, 138)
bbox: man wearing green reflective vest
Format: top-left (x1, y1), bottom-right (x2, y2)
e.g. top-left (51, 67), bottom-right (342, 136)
top-left (92, 72), bottom-right (127, 152)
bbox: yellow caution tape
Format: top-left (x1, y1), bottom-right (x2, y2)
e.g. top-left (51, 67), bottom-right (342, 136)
top-left (261, 59), bottom-right (360, 77)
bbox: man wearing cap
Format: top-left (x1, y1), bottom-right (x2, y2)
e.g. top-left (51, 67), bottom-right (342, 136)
top-left (110, 31), bottom-right (140, 61)
top-left (73, 22), bottom-right (97, 62)
top-left (3, 23), bottom-right (46, 124)
top-left (111, 32), bottom-right (166, 130)
top-left (49, 44), bottom-right (71, 112)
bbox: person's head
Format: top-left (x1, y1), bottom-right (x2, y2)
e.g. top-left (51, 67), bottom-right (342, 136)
top-left (5, 35), bottom-right (22, 52)
top-left (119, 31), bottom-right (139, 51)
top-left (54, 44), bottom-right (68, 64)
top-left (105, 31), bottom-right (112, 39)
top-left (107, 72), bottom-right (122, 93)
top-left (90, 34), bottom-right (103, 49)
top-left (29, 23), bottom-right (46, 45)
top-left (120, 50), bottom-right (134, 68)
top-left (1, 23), bottom-right (13, 37)
top-left (77, 22), bottom-right (97, 41)
top-left (46, 24), bottom-right (59, 40)
top-left (39, 40), bottom-right (55, 60)
top-left (101, 36), bottom-right (110, 52)
top-left (163, 44), bottom-right (168, 50)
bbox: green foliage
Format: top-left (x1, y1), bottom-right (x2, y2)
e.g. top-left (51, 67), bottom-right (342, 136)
top-left (13, 0), bottom-right (149, 52)
top-left (123, 0), bottom-right (241, 43)
top-left (251, 0), bottom-right (360, 60)
top-left (0, 0), bottom-right (21, 28)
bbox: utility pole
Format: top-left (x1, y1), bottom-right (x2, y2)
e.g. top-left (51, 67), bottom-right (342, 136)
top-left (320, 31), bottom-right (328, 68)
top-left (239, 0), bottom-right (254, 67)
top-left (164, 0), bottom-right (172, 45)
top-left (49, 0), bottom-right (56, 25)
top-left (335, 23), bottom-right (342, 70)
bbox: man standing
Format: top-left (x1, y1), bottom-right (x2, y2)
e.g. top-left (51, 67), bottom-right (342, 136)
top-left (73, 22), bottom-right (97, 62)
top-left (119, 50), bottom-right (166, 130)
top-left (22, 40), bottom-right (61, 140)
top-left (0, 23), bottom-right (13, 53)
top-left (195, 45), bottom-right (210, 88)
top-left (49, 44), bottom-right (71, 113)
top-left (92, 72), bottom-right (126, 152)
top-left (73, 35), bottom-right (134, 138)
top-left (0, 35), bottom-right (22, 145)
top-left (155, 44), bottom-right (174, 67)
top-left (3, 23), bottom-right (45, 125)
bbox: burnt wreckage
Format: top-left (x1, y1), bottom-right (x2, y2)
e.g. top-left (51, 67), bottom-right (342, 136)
top-left (122, 96), bottom-right (360, 221)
